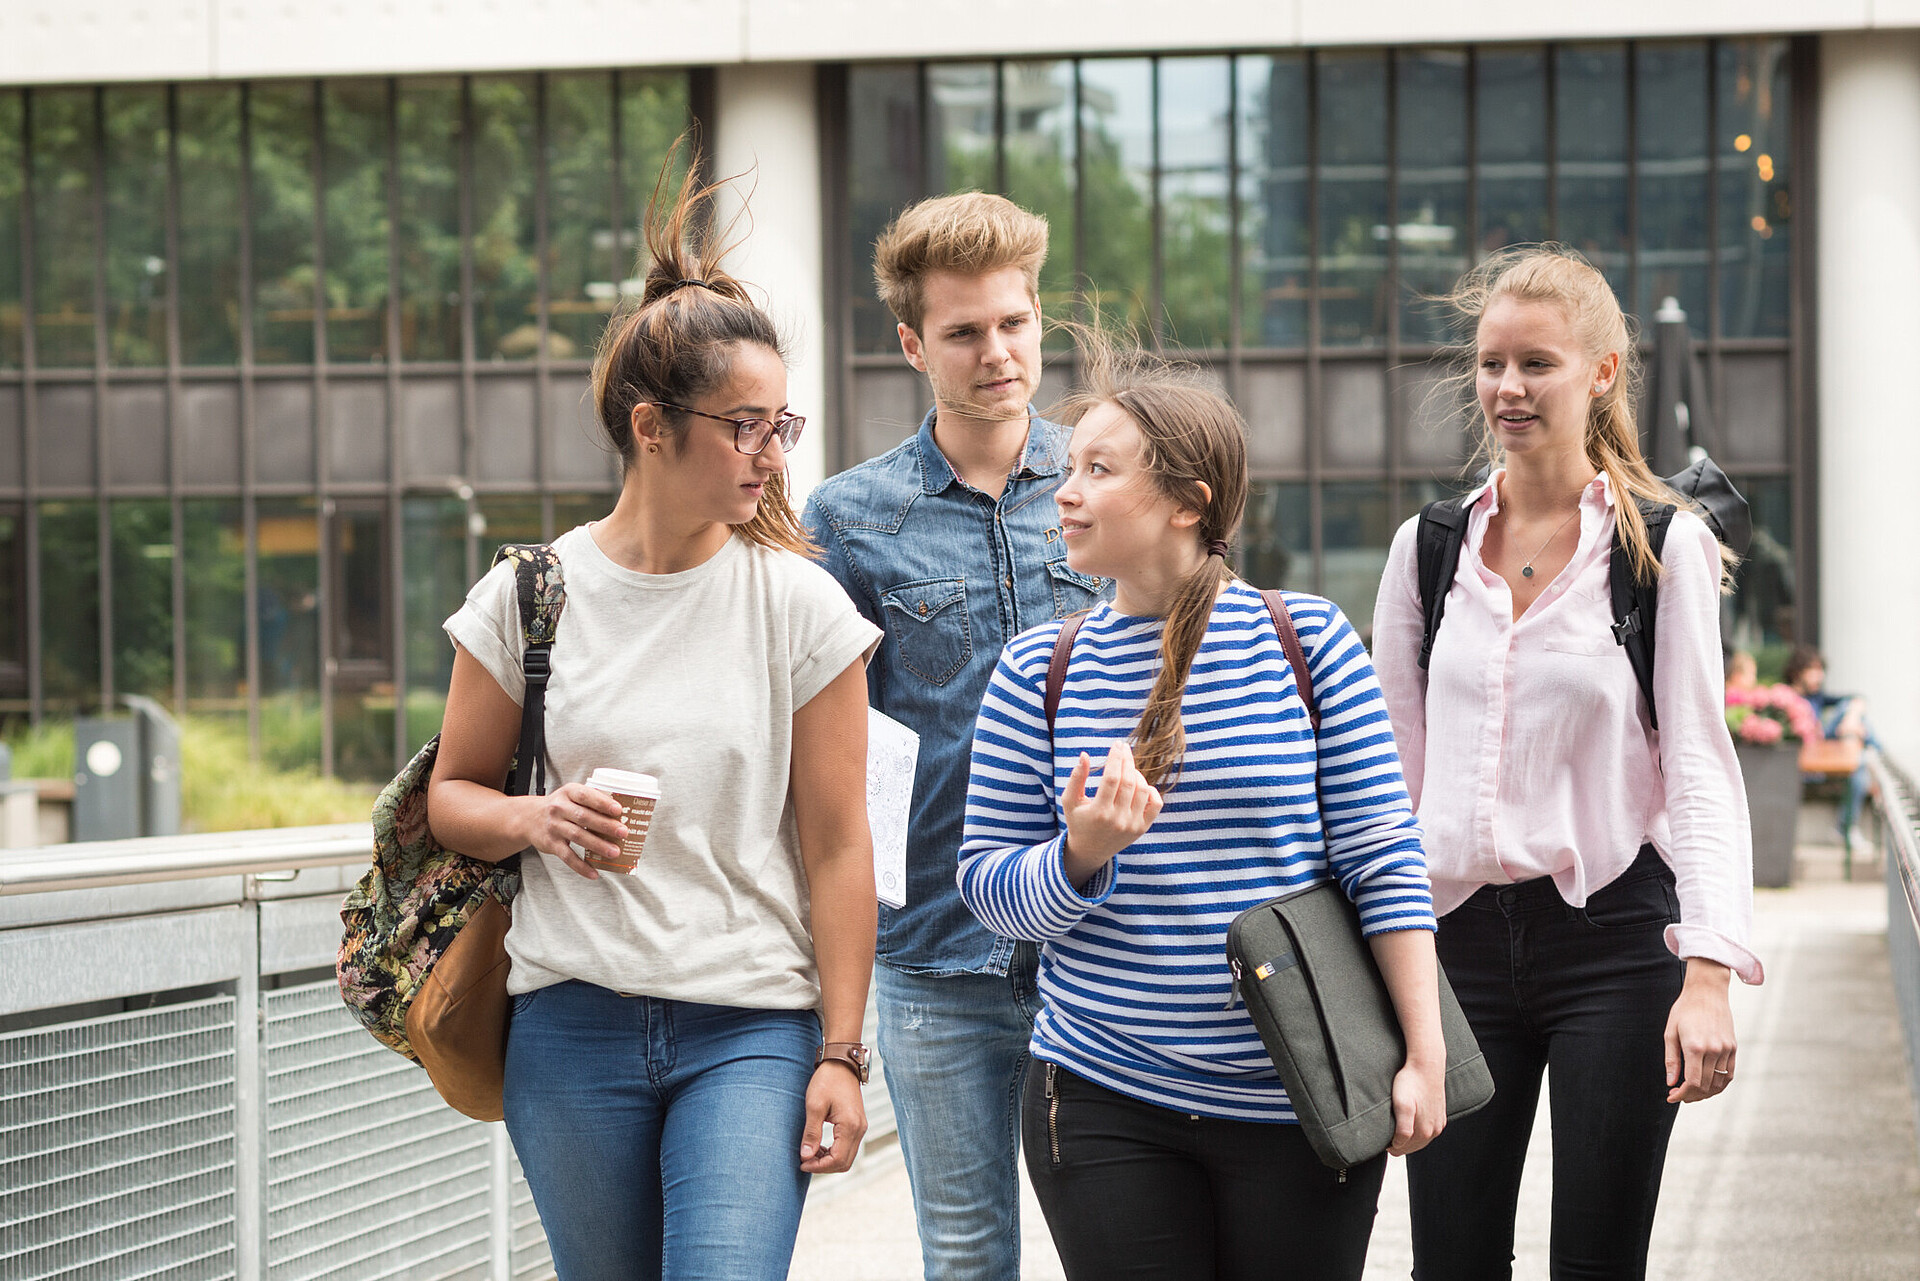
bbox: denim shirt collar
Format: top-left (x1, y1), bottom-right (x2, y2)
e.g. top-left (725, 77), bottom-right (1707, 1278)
top-left (912, 406), bottom-right (1065, 496)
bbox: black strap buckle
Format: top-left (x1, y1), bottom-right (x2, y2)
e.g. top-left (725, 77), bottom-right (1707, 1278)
top-left (523, 645), bottom-right (552, 683)
top-left (1610, 611), bottom-right (1643, 645)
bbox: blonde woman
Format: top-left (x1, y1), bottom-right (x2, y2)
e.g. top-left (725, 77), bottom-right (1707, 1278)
top-left (1371, 245), bottom-right (1763, 1280)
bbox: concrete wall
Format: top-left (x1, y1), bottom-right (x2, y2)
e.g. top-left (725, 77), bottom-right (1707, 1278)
top-left (710, 64), bottom-right (829, 500)
top-left (3, 0), bottom-right (1917, 84)
top-left (1817, 31), bottom-right (1920, 768)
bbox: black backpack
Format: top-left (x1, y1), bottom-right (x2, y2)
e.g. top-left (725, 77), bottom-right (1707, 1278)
top-left (1415, 457), bottom-right (1751, 730)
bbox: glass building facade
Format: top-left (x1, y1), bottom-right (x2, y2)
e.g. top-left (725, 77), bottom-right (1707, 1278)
top-left (0, 71), bottom-right (698, 778)
top-left (830, 37), bottom-right (1807, 646)
top-left (0, 38), bottom-right (1811, 779)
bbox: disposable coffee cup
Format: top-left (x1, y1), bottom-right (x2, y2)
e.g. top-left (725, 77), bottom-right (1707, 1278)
top-left (579, 768), bottom-right (660, 874)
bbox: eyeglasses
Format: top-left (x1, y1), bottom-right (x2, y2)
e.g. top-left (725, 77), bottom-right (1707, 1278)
top-left (650, 401), bottom-right (806, 456)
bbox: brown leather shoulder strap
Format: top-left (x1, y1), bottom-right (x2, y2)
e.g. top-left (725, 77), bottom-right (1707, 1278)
top-left (1044, 611), bottom-right (1090, 732)
top-left (1260, 589), bottom-right (1318, 732)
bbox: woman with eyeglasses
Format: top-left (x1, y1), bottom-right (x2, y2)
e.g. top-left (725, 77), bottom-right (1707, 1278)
top-left (427, 156), bottom-right (882, 1281)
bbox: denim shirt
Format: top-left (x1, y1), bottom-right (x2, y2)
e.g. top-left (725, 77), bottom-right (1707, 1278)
top-left (803, 408), bottom-right (1110, 975)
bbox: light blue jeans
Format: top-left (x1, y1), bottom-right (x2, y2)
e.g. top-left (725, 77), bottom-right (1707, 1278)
top-left (503, 981), bottom-right (818, 1281)
top-left (876, 943), bottom-right (1042, 1281)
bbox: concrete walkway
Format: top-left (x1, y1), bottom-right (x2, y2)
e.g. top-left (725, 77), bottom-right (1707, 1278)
top-left (790, 843), bottom-right (1920, 1279)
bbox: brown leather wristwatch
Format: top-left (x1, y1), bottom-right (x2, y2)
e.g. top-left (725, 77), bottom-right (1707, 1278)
top-left (814, 1041), bottom-right (871, 1083)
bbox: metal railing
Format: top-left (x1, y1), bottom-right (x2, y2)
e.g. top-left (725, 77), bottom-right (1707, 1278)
top-left (1869, 754), bottom-right (1920, 1159)
top-left (0, 826), bottom-right (540, 1281)
top-left (0, 826), bottom-right (894, 1281)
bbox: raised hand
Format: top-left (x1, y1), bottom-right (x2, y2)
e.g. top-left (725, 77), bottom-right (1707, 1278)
top-left (1060, 740), bottom-right (1163, 888)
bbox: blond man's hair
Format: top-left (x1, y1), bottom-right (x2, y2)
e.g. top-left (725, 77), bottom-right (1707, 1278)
top-left (872, 193), bottom-right (1049, 334)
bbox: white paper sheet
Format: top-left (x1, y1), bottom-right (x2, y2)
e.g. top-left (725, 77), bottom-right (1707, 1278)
top-left (866, 709), bottom-right (918, 909)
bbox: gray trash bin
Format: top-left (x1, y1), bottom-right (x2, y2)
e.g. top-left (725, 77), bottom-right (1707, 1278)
top-left (73, 718), bottom-right (144, 842)
top-left (72, 697), bottom-right (183, 841)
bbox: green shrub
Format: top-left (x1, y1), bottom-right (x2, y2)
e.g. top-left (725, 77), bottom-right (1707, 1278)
top-left (5, 715), bottom-right (376, 834)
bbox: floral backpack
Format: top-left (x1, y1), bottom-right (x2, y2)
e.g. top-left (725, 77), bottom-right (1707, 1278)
top-left (337, 544), bottom-right (564, 1079)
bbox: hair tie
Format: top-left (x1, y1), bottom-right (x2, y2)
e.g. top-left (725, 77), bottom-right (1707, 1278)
top-left (673, 278), bottom-right (717, 293)
top-left (1206, 539), bottom-right (1231, 559)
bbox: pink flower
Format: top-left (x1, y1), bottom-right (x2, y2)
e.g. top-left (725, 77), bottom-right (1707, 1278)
top-left (1739, 714), bottom-right (1784, 745)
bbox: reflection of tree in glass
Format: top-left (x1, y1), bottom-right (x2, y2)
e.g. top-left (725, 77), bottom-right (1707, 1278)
top-left (251, 84), bottom-right (319, 364)
top-left (1002, 63), bottom-right (1077, 344)
top-left (38, 503), bottom-right (101, 711)
top-left (105, 89), bottom-right (169, 368)
top-left (31, 89), bottom-right (98, 369)
top-left (111, 501), bottom-right (175, 700)
top-left (321, 81), bottom-right (391, 362)
top-left (471, 78), bottom-right (540, 360)
top-left (398, 80), bottom-right (460, 361)
top-left (0, 91), bottom-right (21, 368)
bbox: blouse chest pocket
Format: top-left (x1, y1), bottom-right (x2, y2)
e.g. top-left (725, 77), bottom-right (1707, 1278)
top-left (1046, 556), bottom-right (1106, 619)
top-left (1541, 631), bottom-right (1618, 658)
top-left (882, 577), bottom-right (973, 685)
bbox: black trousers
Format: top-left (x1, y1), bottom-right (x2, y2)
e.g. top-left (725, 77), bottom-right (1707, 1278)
top-left (1022, 1061), bottom-right (1387, 1281)
top-left (1407, 846), bottom-right (1686, 1281)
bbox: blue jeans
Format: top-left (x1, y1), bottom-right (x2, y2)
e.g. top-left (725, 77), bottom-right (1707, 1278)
top-left (876, 943), bottom-right (1042, 1281)
top-left (503, 981), bottom-right (819, 1281)
top-left (1407, 847), bottom-right (1685, 1281)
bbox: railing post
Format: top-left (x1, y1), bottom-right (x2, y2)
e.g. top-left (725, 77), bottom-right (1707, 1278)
top-left (491, 1125), bottom-right (513, 1280)
top-left (234, 900), bottom-right (265, 1281)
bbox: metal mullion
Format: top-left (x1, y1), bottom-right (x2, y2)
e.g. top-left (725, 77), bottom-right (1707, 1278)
top-left (1704, 40), bottom-right (1722, 446)
top-left (818, 64), bottom-right (856, 476)
top-left (1150, 57), bottom-right (1164, 345)
top-left (1545, 43), bottom-right (1560, 240)
top-left (1626, 42), bottom-right (1640, 335)
top-left (21, 90), bottom-right (41, 723)
top-left (1073, 59), bottom-right (1086, 331)
top-left (532, 71), bottom-right (552, 552)
top-left (1226, 55), bottom-right (1242, 407)
top-left (91, 86), bottom-right (115, 713)
top-left (1465, 47), bottom-right (1479, 261)
top-left (311, 80), bottom-right (333, 777)
top-left (1304, 52), bottom-right (1323, 596)
top-left (915, 62), bottom-right (932, 196)
top-left (1385, 52), bottom-right (1402, 517)
top-left (458, 76), bottom-right (477, 527)
top-left (238, 82), bottom-right (262, 758)
top-left (384, 77), bottom-right (405, 772)
top-left (1788, 34), bottom-right (1816, 643)
top-left (165, 85), bottom-right (187, 715)
top-left (993, 60), bottom-right (1006, 195)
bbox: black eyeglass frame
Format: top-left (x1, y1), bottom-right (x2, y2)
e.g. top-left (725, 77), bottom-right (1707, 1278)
top-left (650, 401), bottom-right (806, 456)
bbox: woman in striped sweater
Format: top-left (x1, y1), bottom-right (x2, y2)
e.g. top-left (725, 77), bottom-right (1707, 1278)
top-left (957, 337), bottom-right (1447, 1281)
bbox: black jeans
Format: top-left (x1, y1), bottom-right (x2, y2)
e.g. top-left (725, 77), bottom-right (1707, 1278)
top-left (1022, 1061), bottom-right (1387, 1281)
top-left (1407, 846), bottom-right (1686, 1281)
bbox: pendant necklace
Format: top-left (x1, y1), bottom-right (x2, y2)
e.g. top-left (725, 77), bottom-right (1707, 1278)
top-left (1517, 508), bottom-right (1580, 579)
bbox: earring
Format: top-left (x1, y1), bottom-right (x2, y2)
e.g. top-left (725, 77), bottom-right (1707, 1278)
top-left (645, 443), bottom-right (659, 454)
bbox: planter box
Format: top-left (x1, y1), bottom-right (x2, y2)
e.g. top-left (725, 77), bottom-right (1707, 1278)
top-left (1736, 741), bottom-right (1802, 888)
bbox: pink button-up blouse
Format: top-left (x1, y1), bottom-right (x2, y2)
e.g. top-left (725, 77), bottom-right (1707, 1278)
top-left (1371, 471), bottom-right (1763, 984)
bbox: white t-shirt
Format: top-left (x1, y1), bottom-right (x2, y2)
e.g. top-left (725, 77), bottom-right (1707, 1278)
top-left (444, 525), bottom-right (881, 1007)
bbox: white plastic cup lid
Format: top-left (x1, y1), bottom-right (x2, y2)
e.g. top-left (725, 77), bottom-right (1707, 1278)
top-left (586, 767), bottom-right (660, 799)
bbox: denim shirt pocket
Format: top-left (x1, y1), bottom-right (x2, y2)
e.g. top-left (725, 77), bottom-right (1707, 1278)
top-left (882, 576), bottom-right (973, 685)
top-left (1045, 557), bottom-right (1106, 620)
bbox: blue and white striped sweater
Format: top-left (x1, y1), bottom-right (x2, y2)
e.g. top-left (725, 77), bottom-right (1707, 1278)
top-left (959, 581), bottom-right (1435, 1122)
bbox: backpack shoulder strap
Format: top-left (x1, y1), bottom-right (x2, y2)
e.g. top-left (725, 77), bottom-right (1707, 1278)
top-left (1416, 497), bottom-right (1472, 671)
top-left (1608, 504), bottom-right (1674, 732)
top-left (1260, 589), bottom-right (1318, 732)
top-left (1044, 611), bottom-right (1090, 733)
top-left (493, 544), bottom-right (567, 796)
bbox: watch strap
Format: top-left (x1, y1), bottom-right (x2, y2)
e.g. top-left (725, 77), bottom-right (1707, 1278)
top-left (815, 1041), bottom-right (870, 1084)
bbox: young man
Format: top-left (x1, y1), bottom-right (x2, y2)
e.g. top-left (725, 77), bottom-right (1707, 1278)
top-left (803, 193), bottom-right (1106, 1281)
